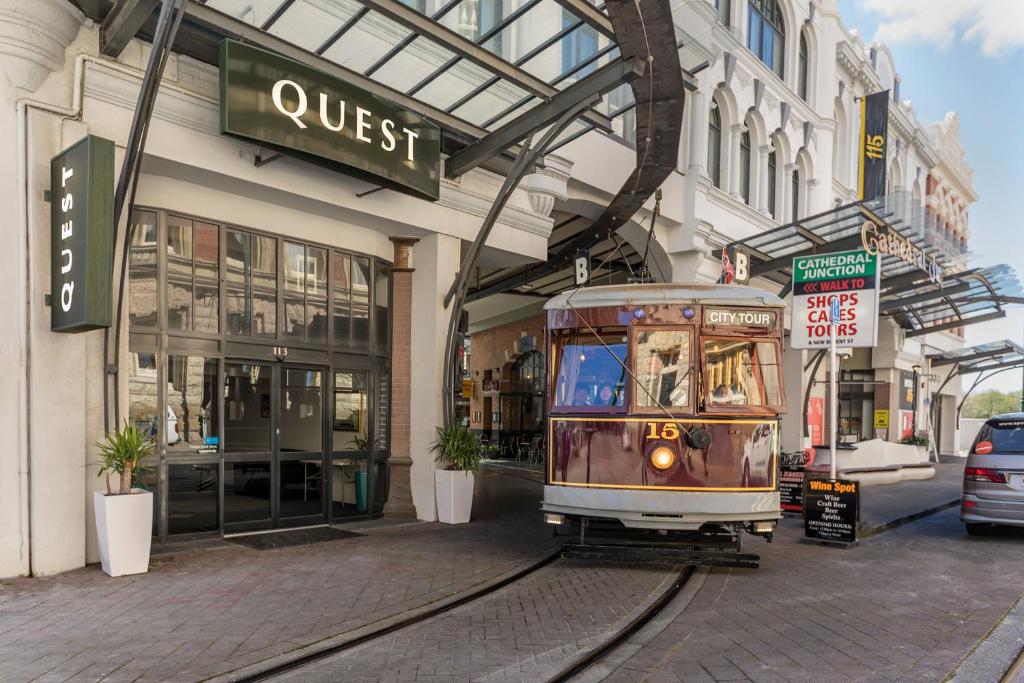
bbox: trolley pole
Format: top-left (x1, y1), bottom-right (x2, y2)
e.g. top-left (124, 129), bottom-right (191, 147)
top-left (829, 296), bottom-right (840, 482)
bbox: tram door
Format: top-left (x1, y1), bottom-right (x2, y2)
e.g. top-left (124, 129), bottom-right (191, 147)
top-left (223, 362), bottom-right (327, 532)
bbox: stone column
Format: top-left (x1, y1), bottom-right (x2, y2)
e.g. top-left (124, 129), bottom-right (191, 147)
top-left (687, 89), bottom-right (707, 176)
top-left (383, 237), bottom-right (419, 517)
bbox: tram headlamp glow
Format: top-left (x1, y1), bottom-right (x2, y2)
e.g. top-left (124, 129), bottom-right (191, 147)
top-left (649, 446), bottom-right (676, 470)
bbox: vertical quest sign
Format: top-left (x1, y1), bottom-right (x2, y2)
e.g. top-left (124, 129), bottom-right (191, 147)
top-left (790, 249), bottom-right (880, 349)
top-left (220, 40), bottom-right (441, 200)
top-left (50, 135), bottom-right (115, 333)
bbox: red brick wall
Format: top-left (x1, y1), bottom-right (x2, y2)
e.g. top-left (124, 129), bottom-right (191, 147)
top-left (468, 313), bottom-right (546, 430)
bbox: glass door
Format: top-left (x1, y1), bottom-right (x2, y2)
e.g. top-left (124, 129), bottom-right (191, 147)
top-left (277, 367), bottom-right (327, 527)
top-left (222, 362), bottom-right (327, 532)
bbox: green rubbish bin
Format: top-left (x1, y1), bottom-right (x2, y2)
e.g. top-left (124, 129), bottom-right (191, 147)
top-left (355, 470), bottom-right (368, 512)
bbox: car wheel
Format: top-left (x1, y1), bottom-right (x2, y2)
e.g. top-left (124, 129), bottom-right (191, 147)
top-left (965, 523), bottom-right (990, 536)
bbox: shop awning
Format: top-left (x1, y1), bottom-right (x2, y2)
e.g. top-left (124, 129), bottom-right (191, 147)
top-left (82, 0), bottom-right (698, 177)
top-left (929, 340), bottom-right (1024, 374)
top-left (719, 191), bottom-right (1024, 335)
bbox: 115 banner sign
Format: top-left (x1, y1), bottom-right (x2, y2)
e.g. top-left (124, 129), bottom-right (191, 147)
top-left (858, 90), bottom-right (889, 201)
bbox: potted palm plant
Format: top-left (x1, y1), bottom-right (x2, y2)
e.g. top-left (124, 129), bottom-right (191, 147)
top-left (431, 423), bottom-right (482, 524)
top-left (93, 421), bottom-right (155, 577)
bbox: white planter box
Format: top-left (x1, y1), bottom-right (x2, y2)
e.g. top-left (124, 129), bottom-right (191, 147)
top-left (435, 470), bottom-right (475, 524)
top-left (93, 489), bottom-right (153, 577)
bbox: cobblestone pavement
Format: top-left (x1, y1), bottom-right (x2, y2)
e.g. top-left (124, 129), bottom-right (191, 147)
top-left (597, 509), bottom-right (1024, 683)
top-left (275, 560), bottom-right (679, 683)
top-left (0, 467), bottom-right (556, 683)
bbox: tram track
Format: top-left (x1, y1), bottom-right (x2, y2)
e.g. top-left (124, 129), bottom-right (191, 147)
top-left (226, 554), bottom-right (695, 683)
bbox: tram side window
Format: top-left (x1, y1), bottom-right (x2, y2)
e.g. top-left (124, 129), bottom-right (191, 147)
top-left (634, 330), bottom-right (692, 407)
top-left (704, 340), bottom-right (762, 406)
top-left (552, 329), bottom-right (627, 408)
top-left (703, 339), bottom-right (784, 408)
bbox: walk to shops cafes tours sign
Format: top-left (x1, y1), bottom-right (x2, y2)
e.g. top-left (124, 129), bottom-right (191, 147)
top-left (790, 249), bottom-right (880, 349)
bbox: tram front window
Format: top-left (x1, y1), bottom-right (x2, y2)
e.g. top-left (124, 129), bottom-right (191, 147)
top-left (634, 330), bottom-right (692, 408)
top-left (552, 329), bottom-right (627, 408)
top-left (703, 339), bottom-right (783, 408)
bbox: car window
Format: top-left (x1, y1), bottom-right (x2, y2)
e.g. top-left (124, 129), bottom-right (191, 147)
top-left (552, 328), bottom-right (627, 408)
top-left (975, 421), bottom-right (1024, 454)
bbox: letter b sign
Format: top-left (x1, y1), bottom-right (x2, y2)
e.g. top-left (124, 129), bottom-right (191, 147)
top-left (732, 248), bottom-right (750, 284)
top-left (574, 252), bottom-right (590, 286)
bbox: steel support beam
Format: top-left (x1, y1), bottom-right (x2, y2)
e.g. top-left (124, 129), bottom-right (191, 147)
top-left (551, 0), bottom-right (615, 38)
top-left (445, 56), bottom-right (644, 178)
top-left (879, 281), bottom-right (973, 313)
top-left (353, 0), bottom-right (613, 132)
top-left (101, 0), bottom-right (161, 56)
top-left (905, 310), bottom-right (1006, 337)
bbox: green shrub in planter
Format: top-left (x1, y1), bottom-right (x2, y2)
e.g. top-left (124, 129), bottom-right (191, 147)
top-left (95, 421), bottom-right (155, 495)
top-left (431, 423), bottom-right (482, 472)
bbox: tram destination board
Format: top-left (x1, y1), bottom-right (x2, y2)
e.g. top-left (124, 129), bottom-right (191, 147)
top-left (803, 478), bottom-right (858, 545)
top-left (790, 248), bottom-right (880, 349)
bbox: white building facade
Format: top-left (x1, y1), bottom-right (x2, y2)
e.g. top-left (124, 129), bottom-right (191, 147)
top-left (0, 0), bottom-right (997, 579)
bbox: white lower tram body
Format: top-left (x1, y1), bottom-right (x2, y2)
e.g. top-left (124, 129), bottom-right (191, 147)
top-left (542, 485), bottom-right (782, 531)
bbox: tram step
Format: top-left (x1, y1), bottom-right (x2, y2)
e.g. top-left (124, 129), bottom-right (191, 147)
top-left (561, 543), bottom-right (760, 569)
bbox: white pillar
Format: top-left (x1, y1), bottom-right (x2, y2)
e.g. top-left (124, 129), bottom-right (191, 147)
top-left (687, 89), bottom-right (707, 175)
top-left (408, 233), bottom-right (460, 522)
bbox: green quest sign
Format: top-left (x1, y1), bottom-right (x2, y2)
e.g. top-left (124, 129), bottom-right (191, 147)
top-left (51, 135), bottom-right (115, 333)
top-left (790, 249), bottom-right (880, 349)
top-left (219, 39), bottom-right (441, 200)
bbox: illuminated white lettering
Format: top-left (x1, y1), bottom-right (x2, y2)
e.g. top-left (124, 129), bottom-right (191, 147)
top-left (402, 127), bottom-right (418, 162)
top-left (61, 281), bottom-right (73, 312)
top-left (356, 107), bottom-right (372, 143)
top-left (380, 119), bottom-right (396, 152)
top-left (271, 79), bottom-right (308, 129)
top-left (318, 92), bottom-right (345, 132)
top-left (61, 248), bottom-right (72, 275)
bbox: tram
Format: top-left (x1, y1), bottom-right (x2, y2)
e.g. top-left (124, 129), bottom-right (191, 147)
top-left (542, 283), bottom-right (786, 565)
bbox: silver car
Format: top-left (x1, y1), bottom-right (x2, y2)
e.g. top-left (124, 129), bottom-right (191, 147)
top-left (962, 413), bottom-right (1024, 535)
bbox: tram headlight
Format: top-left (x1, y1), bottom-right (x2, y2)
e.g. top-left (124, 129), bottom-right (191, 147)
top-left (649, 446), bottom-right (676, 470)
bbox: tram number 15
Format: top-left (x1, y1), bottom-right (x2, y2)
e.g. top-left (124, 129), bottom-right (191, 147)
top-left (646, 422), bottom-right (680, 441)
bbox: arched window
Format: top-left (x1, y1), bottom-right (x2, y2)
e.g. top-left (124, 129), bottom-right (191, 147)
top-left (740, 130), bottom-right (751, 204)
top-left (716, 0), bottom-right (730, 26)
top-left (747, 0), bottom-right (785, 77)
top-left (767, 149), bottom-right (777, 217)
top-left (798, 31), bottom-right (809, 101)
top-left (708, 104), bottom-right (722, 188)
top-left (792, 167), bottom-right (800, 220)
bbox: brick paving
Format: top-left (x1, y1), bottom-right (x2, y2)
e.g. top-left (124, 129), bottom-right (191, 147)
top-left (0, 467), bottom-right (556, 683)
top-left (276, 561), bottom-right (678, 683)
top-left (596, 509), bottom-right (1024, 682)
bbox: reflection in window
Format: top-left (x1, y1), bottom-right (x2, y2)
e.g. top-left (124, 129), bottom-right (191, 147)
top-left (226, 230), bottom-right (276, 338)
top-left (740, 131), bottom-right (751, 204)
top-left (756, 342), bottom-right (783, 406)
top-left (706, 340), bottom-right (759, 406)
top-left (128, 351), bottom-right (159, 440)
top-left (166, 216), bottom-right (219, 334)
top-left (716, 0), bottom-right (730, 25)
top-left (333, 371), bottom-right (368, 451)
top-left (283, 241), bottom-right (328, 343)
top-left (332, 251), bottom-right (352, 347)
top-left (767, 149), bottom-right (777, 217)
top-left (352, 256), bottom-right (371, 349)
top-left (458, 0), bottom-right (504, 55)
top-left (167, 463), bottom-right (219, 534)
top-left (375, 262), bottom-right (390, 352)
top-left (166, 356), bottom-right (219, 452)
top-left (375, 363), bottom-right (390, 452)
top-left (224, 461), bottom-right (271, 524)
top-left (635, 330), bottom-right (692, 407)
top-left (708, 104), bottom-right (722, 188)
top-left (224, 363), bottom-right (272, 453)
top-left (553, 329), bottom-right (627, 408)
top-left (279, 368), bottom-right (323, 453)
top-left (128, 211), bottom-right (158, 328)
top-left (331, 458), bottom-right (368, 519)
top-left (561, 9), bottom-right (598, 79)
top-left (747, 0), bottom-right (785, 77)
top-left (798, 30), bottom-right (809, 101)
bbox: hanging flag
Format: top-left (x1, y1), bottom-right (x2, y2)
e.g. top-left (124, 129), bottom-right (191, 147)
top-left (719, 249), bottom-right (734, 284)
top-left (858, 90), bottom-right (889, 201)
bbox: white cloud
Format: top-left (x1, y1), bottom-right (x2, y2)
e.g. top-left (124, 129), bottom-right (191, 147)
top-left (858, 0), bottom-right (1024, 57)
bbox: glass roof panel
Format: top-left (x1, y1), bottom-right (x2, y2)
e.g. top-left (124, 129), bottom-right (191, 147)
top-left (451, 79), bottom-right (533, 127)
top-left (368, 35), bottom-right (459, 93)
top-left (320, 10), bottom-right (417, 73)
top-left (268, 0), bottom-right (364, 53)
top-left (413, 58), bottom-right (495, 110)
top-left (205, 0), bottom-right (286, 27)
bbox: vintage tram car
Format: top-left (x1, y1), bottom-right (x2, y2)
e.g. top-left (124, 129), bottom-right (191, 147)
top-left (542, 283), bottom-right (786, 559)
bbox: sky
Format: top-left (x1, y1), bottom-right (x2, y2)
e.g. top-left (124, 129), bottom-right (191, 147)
top-left (837, 0), bottom-right (1024, 396)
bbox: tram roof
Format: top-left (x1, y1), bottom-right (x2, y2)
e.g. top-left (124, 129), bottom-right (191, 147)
top-left (544, 283), bottom-right (786, 310)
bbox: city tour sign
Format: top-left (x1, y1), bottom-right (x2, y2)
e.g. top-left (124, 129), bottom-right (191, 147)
top-left (790, 248), bottom-right (880, 349)
top-left (219, 39), bottom-right (441, 200)
top-left (50, 135), bottom-right (115, 333)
